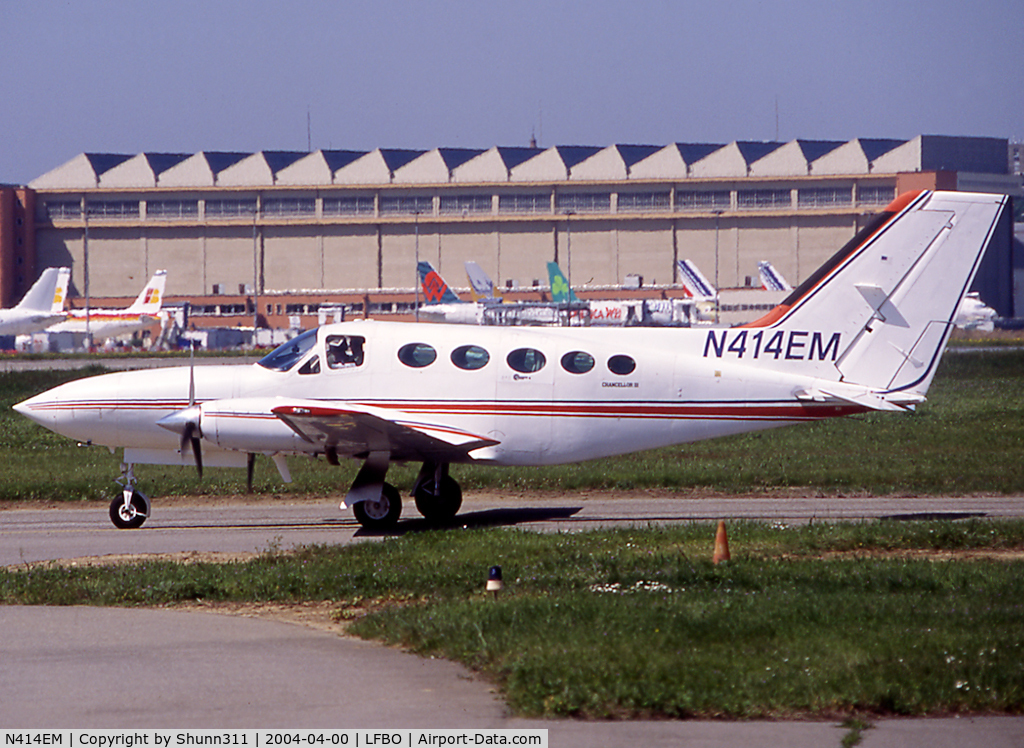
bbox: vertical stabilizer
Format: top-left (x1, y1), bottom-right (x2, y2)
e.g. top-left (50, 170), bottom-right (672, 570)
top-left (50, 268), bottom-right (70, 313)
top-left (14, 268), bottom-right (63, 312)
top-left (758, 261), bottom-right (792, 291)
top-left (126, 270), bottom-right (167, 314)
top-left (677, 260), bottom-right (718, 301)
top-left (546, 262), bottom-right (579, 303)
top-left (417, 261), bottom-right (462, 304)
top-left (464, 261), bottom-right (500, 301)
top-left (744, 191), bottom-right (1007, 400)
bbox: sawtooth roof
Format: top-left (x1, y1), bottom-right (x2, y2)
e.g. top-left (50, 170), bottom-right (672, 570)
top-left (28, 136), bottom-right (1009, 189)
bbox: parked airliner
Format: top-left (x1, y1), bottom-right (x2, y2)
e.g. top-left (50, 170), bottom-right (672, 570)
top-left (15, 192), bottom-right (1007, 530)
top-left (46, 270), bottom-right (167, 340)
top-left (0, 267), bottom-right (69, 336)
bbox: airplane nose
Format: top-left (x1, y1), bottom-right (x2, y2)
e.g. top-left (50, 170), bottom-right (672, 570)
top-left (13, 391), bottom-right (58, 427)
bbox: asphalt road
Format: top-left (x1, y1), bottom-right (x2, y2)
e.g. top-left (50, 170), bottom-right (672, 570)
top-left (2, 494), bottom-right (1023, 745)
top-left (3, 493), bottom-right (1023, 567)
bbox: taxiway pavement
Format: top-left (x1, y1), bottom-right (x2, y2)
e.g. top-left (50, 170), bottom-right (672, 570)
top-left (2, 494), bottom-right (1022, 745)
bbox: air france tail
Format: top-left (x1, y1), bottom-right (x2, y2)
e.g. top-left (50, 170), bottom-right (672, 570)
top-left (677, 260), bottom-right (718, 301)
top-left (728, 190), bottom-right (1007, 409)
top-left (758, 261), bottom-right (792, 291)
top-left (126, 270), bottom-right (167, 314)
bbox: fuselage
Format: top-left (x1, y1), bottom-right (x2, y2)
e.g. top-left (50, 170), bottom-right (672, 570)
top-left (46, 311), bottom-right (159, 339)
top-left (0, 311), bottom-right (66, 336)
top-left (15, 319), bottom-right (863, 468)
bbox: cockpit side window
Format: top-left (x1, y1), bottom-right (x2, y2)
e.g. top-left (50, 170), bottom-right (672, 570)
top-left (298, 355), bottom-right (320, 375)
top-left (326, 335), bottom-right (365, 369)
top-left (257, 328), bottom-right (319, 372)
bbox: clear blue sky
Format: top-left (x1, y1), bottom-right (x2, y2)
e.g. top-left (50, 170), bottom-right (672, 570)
top-left (2, 0), bottom-right (1020, 184)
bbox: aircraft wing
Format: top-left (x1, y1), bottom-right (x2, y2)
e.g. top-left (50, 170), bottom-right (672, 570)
top-left (271, 399), bottom-right (499, 461)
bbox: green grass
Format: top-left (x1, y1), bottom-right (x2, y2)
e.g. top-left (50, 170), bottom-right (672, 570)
top-left (2, 348), bottom-right (1024, 502)
top-left (2, 520), bottom-right (1023, 718)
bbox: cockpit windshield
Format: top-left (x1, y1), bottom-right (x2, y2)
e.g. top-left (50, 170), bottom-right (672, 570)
top-left (256, 328), bottom-right (319, 372)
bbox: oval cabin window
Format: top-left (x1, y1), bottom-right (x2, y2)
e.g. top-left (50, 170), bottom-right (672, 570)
top-left (607, 354), bottom-right (636, 375)
top-left (397, 342), bottom-right (437, 368)
top-left (560, 351), bottom-right (595, 374)
top-left (507, 348), bottom-right (546, 373)
top-left (451, 345), bottom-right (490, 370)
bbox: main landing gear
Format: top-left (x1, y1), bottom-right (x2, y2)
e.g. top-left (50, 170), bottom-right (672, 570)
top-left (110, 463), bottom-right (151, 529)
top-left (346, 459), bottom-right (463, 531)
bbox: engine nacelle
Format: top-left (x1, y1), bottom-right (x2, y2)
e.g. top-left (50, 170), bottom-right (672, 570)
top-left (198, 397), bottom-right (313, 454)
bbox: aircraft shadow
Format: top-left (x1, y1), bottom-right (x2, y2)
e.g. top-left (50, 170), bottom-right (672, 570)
top-left (354, 506), bottom-right (583, 537)
top-left (879, 512), bottom-right (987, 522)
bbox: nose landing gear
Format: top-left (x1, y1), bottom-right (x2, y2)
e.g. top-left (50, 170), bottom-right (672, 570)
top-left (110, 463), bottom-right (150, 529)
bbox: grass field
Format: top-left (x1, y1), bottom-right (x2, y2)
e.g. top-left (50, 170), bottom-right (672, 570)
top-left (2, 348), bottom-right (1024, 502)
top-left (2, 520), bottom-right (1022, 718)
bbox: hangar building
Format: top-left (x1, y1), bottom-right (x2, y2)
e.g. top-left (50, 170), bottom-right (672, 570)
top-left (1, 134), bottom-right (1019, 329)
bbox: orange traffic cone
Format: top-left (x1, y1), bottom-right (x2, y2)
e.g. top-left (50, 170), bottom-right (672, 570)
top-left (713, 520), bottom-right (731, 564)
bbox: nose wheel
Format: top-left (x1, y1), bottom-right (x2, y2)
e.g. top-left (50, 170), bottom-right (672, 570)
top-left (109, 490), bottom-right (150, 529)
top-left (110, 463), bottom-right (150, 529)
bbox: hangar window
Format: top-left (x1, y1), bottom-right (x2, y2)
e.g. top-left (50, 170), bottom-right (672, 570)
top-left (451, 345), bottom-right (490, 370)
top-left (798, 187), bottom-right (851, 208)
top-left (147, 200), bottom-right (198, 219)
top-left (380, 196), bottom-right (433, 215)
top-left (737, 189), bottom-right (791, 210)
top-left (556, 192), bottom-right (611, 214)
top-left (857, 185), bottom-right (896, 206)
top-left (323, 196), bottom-right (375, 216)
top-left (560, 351), bottom-right (595, 374)
top-left (439, 194), bottom-right (492, 215)
top-left (206, 199), bottom-right (257, 218)
top-left (499, 193), bottom-right (550, 214)
top-left (507, 348), bottom-right (546, 373)
top-left (398, 342), bottom-right (437, 368)
top-left (45, 202), bottom-right (81, 220)
top-left (618, 192), bottom-right (670, 212)
top-left (676, 190), bottom-right (731, 211)
top-left (263, 197), bottom-right (315, 216)
top-left (86, 200), bottom-right (140, 219)
top-left (607, 354), bottom-right (636, 376)
top-left (325, 335), bottom-right (365, 369)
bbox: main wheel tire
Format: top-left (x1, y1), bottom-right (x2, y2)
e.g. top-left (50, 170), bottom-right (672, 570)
top-left (414, 475), bottom-right (463, 524)
top-left (352, 482), bottom-right (402, 530)
top-left (109, 491), bottom-right (149, 529)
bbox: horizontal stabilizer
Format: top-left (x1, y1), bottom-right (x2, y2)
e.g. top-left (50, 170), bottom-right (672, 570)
top-left (795, 385), bottom-right (925, 412)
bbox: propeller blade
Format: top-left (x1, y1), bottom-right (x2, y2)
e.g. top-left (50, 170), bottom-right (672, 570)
top-left (190, 433), bottom-right (203, 479)
top-left (181, 421), bottom-right (203, 480)
top-left (160, 407), bottom-right (204, 480)
top-left (246, 453), bottom-right (256, 493)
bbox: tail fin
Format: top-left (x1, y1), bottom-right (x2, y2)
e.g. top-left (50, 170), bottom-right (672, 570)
top-left (464, 261), bottom-right (500, 301)
top-left (676, 260), bottom-right (717, 301)
top-left (50, 268), bottom-right (70, 313)
top-left (742, 191), bottom-right (1008, 402)
top-left (417, 261), bottom-right (462, 304)
top-left (125, 270), bottom-right (167, 314)
top-left (547, 262), bottom-right (579, 303)
top-left (14, 268), bottom-right (64, 312)
top-left (757, 261), bottom-right (792, 291)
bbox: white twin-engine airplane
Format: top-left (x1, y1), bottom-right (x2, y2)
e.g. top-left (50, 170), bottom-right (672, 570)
top-left (15, 191), bottom-right (1008, 530)
top-left (0, 267), bottom-right (70, 336)
top-left (45, 270), bottom-right (167, 340)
